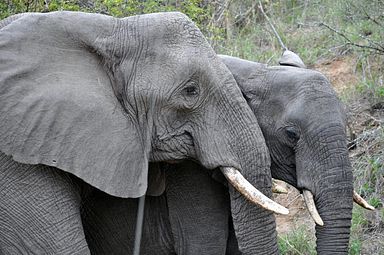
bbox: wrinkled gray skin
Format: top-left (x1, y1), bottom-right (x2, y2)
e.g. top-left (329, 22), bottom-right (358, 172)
top-left (84, 55), bottom-right (353, 255)
top-left (221, 55), bottom-right (353, 254)
top-left (82, 162), bottom-right (237, 255)
top-left (0, 12), bottom-right (275, 254)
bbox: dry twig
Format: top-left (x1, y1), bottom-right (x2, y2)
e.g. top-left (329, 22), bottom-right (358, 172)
top-left (319, 22), bottom-right (384, 55)
top-left (258, 1), bottom-right (287, 51)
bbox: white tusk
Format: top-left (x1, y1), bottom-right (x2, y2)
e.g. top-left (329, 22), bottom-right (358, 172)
top-left (353, 191), bottom-right (375, 210)
top-left (302, 190), bottom-right (324, 226)
top-left (221, 167), bottom-right (289, 215)
top-left (272, 179), bottom-right (288, 194)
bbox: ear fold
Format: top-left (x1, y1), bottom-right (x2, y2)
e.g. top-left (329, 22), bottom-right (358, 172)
top-left (219, 55), bottom-right (268, 110)
top-left (0, 13), bottom-right (149, 198)
top-left (278, 50), bottom-right (306, 68)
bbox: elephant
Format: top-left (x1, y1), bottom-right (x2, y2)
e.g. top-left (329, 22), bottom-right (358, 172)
top-left (220, 53), bottom-right (354, 254)
top-left (0, 11), bottom-right (288, 254)
top-left (80, 52), bottom-right (373, 255)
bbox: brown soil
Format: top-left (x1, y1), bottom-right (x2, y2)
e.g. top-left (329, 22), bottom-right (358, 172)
top-left (314, 56), bottom-right (359, 94)
top-left (274, 180), bottom-right (315, 236)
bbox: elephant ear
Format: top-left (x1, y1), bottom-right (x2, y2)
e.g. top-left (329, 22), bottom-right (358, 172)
top-left (0, 13), bottom-right (149, 198)
top-left (218, 55), bottom-right (268, 110)
top-left (278, 50), bottom-right (306, 68)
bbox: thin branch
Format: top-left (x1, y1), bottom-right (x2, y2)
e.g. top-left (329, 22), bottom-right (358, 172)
top-left (349, 1), bottom-right (383, 27)
top-left (258, 1), bottom-right (287, 51)
top-left (362, 8), bottom-right (383, 27)
top-left (287, 194), bottom-right (301, 207)
top-left (319, 22), bottom-right (384, 55)
top-left (209, 0), bottom-right (231, 27)
top-left (278, 236), bottom-right (305, 255)
top-left (233, 2), bottom-right (257, 26)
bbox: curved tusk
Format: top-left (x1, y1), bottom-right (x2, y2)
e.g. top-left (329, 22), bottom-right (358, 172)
top-left (272, 179), bottom-right (288, 194)
top-left (353, 191), bottom-right (375, 210)
top-left (302, 190), bottom-right (324, 226)
top-left (221, 167), bottom-right (289, 215)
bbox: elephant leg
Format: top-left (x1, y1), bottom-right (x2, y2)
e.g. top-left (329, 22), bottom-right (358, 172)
top-left (0, 152), bottom-right (90, 254)
top-left (165, 161), bottom-right (229, 255)
top-left (82, 190), bottom-right (175, 255)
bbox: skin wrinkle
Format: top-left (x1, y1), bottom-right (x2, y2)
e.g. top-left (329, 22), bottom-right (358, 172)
top-left (0, 154), bottom-right (89, 253)
top-left (230, 189), bottom-right (277, 254)
top-left (298, 126), bottom-right (352, 254)
top-left (270, 146), bottom-right (296, 184)
top-left (218, 55), bottom-right (354, 254)
top-left (164, 163), bottom-right (229, 255)
top-left (117, 13), bottom-right (219, 164)
top-left (70, 56), bottom-right (353, 254)
top-left (151, 64), bottom-right (228, 163)
top-left (1, 13), bottom-right (275, 254)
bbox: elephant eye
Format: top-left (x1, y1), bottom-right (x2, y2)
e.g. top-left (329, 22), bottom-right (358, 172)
top-left (182, 82), bottom-right (199, 97)
top-left (285, 127), bottom-right (300, 141)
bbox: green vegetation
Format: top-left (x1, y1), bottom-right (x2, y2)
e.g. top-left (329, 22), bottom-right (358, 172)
top-left (0, 0), bottom-right (212, 29)
top-left (278, 225), bottom-right (316, 255)
top-left (1, 0), bottom-right (383, 253)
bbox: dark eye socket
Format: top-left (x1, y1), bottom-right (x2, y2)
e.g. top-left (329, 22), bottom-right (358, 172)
top-left (182, 82), bottom-right (199, 97)
top-left (285, 127), bottom-right (300, 141)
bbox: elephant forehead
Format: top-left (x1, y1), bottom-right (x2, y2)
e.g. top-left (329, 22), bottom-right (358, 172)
top-left (270, 67), bottom-right (336, 97)
top-left (162, 13), bottom-right (206, 48)
top-left (141, 12), bottom-right (212, 56)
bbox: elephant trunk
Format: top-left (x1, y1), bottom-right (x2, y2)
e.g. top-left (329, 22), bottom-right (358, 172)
top-left (228, 130), bottom-right (279, 254)
top-left (229, 186), bottom-right (278, 254)
top-left (194, 85), bottom-right (281, 254)
top-left (296, 122), bottom-right (354, 254)
top-left (310, 148), bottom-right (353, 254)
top-left (315, 177), bottom-right (353, 254)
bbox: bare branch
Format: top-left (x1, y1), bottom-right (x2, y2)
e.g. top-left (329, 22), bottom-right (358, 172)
top-left (233, 2), bottom-right (257, 27)
top-left (258, 1), bottom-right (287, 51)
top-left (209, 0), bottom-right (231, 27)
top-left (349, 1), bottom-right (383, 27)
top-left (319, 22), bottom-right (384, 55)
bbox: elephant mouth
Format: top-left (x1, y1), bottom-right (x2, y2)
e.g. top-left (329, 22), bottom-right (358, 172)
top-left (151, 130), bottom-right (195, 161)
top-left (272, 181), bottom-right (375, 226)
top-left (302, 189), bottom-right (374, 226)
top-left (152, 130), bottom-right (291, 215)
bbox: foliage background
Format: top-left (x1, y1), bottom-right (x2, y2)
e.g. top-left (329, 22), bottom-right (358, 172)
top-left (1, 0), bottom-right (383, 254)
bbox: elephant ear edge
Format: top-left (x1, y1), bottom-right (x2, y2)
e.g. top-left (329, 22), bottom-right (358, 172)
top-left (0, 12), bottom-right (149, 198)
top-left (278, 50), bottom-right (306, 68)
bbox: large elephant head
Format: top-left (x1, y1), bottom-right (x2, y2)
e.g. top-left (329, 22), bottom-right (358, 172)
top-left (220, 54), bottom-right (354, 254)
top-left (0, 11), bottom-right (287, 253)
